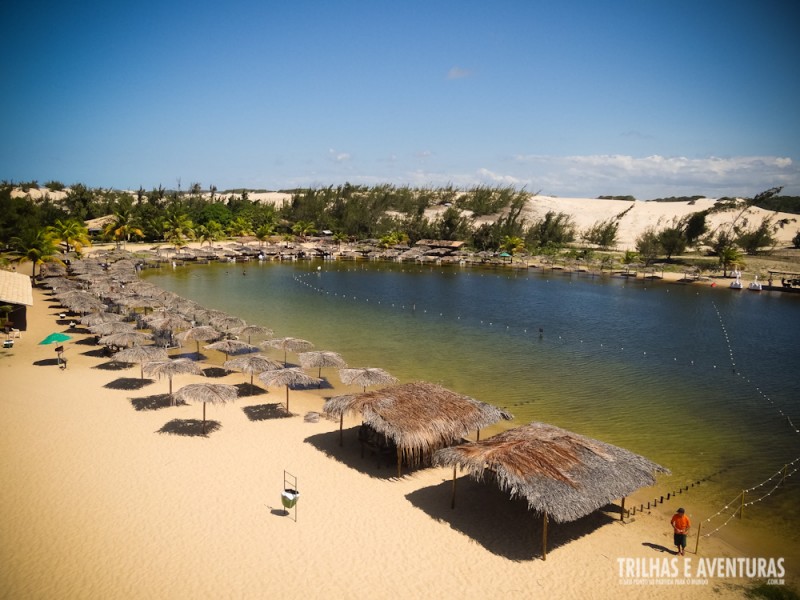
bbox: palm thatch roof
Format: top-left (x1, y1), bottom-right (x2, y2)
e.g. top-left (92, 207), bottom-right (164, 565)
top-left (144, 358), bottom-right (204, 399)
top-left (113, 344), bottom-right (169, 379)
top-left (298, 350), bottom-right (347, 377)
top-left (324, 382), bottom-right (513, 469)
top-left (98, 331), bottom-right (153, 348)
top-left (432, 422), bottom-right (670, 524)
top-left (338, 367), bottom-right (396, 390)
top-left (223, 354), bottom-right (282, 386)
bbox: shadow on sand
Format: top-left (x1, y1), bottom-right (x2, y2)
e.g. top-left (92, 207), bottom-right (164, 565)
top-left (202, 366), bottom-right (228, 378)
top-left (130, 393), bottom-right (187, 411)
top-left (73, 336), bottom-right (98, 346)
top-left (405, 477), bottom-right (616, 561)
top-left (242, 403), bottom-right (291, 421)
top-left (233, 382), bottom-right (267, 397)
top-left (643, 542), bottom-right (677, 555)
top-left (157, 418), bottom-right (221, 437)
top-left (92, 359), bottom-right (131, 370)
top-left (33, 358), bottom-right (61, 367)
top-left (304, 428), bottom-right (411, 480)
top-left (104, 377), bottom-right (154, 390)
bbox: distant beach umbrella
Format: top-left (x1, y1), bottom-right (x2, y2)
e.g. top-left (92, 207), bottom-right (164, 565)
top-left (38, 332), bottom-right (72, 345)
top-left (146, 313), bottom-right (192, 333)
top-left (89, 320), bottom-right (137, 336)
top-left (210, 314), bottom-right (247, 333)
top-left (299, 350), bottom-right (347, 378)
top-left (204, 339), bottom-right (259, 361)
top-left (143, 358), bottom-right (204, 402)
top-left (223, 354), bottom-right (283, 387)
top-left (338, 367), bottom-right (397, 392)
top-left (173, 382), bottom-right (239, 433)
top-left (232, 324), bottom-right (274, 344)
top-left (176, 326), bottom-right (221, 355)
top-left (98, 330), bottom-right (153, 349)
top-left (261, 337), bottom-right (315, 366)
top-left (113, 344), bottom-right (169, 379)
top-left (258, 367), bottom-right (320, 413)
top-left (80, 312), bottom-right (125, 327)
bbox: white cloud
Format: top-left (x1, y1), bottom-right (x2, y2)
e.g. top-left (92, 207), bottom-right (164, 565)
top-left (512, 154), bottom-right (799, 198)
top-left (328, 148), bottom-right (351, 162)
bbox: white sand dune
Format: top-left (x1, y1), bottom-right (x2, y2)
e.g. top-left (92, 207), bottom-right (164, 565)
top-left (0, 274), bottom-right (782, 599)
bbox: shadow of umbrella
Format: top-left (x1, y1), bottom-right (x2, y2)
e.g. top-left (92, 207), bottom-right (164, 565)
top-left (143, 358), bottom-right (204, 404)
top-left (173, 382), bottom-right (238, 434)
top-left (258, 367), bottom-right (320, 413)
top-left (113, 344), bottom-right (168, 379)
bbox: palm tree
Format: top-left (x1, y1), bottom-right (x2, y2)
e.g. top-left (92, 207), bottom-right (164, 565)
top-left (163, 212), bottom-right (195, 249)
top-left (196, 220), bottom-right (225, 247)
top-left (227, 216), bottom-right (253, 238)
top-left (11, 229), bottom-right (62, 282)
top-left (332, 231), bottom-right (348, 250)
top-left (103, 208), bottom-right (144, 249)
top-left (500, 235), bottom-right (525, 255)
top-left (255, 223), bottom-right (275, 247)
top-left (719, 246), bottom-right (743, 277)
top-left (291, 220), bottom-right (317, 241)
top-left (47, 218), bottom-right (91, 254)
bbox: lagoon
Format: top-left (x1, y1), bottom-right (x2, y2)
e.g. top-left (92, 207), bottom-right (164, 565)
top-left (144, 259), bottom-right (800, 559)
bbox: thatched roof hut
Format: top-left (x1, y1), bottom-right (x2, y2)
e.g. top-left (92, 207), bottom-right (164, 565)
top-left (432, 422), bottom-right (670, 559)
top-left (434, 422), bottom-right (669, 523)
top-left (324, 382), bottom-right (513, 476)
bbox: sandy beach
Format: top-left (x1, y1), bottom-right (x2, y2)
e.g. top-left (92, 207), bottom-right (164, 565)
top-left (1, 254), bottom-right (796, 600)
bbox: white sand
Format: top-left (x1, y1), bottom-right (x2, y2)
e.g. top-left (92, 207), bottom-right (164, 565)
top-left (0, 271), bottom-right (790, 599)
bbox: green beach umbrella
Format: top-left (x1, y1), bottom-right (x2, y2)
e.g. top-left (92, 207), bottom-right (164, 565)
top-left (38, 332), bottom-right (72, 345)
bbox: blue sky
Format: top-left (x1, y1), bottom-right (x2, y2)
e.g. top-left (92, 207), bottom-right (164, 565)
top-left (2, 0), bottom-right (799, 199)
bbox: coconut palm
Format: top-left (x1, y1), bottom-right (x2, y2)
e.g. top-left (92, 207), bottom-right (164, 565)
top-left (163, 211), bottom-right (195, 249)
top-left (47, 219), bottom-right (91, 255)
top-left (103, 208), bottom-right (144, 249)
top-left (10, 229), bottom-right (62, 282)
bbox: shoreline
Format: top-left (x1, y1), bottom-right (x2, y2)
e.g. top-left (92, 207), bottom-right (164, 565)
top-left (0, 258), bottom-right (796, 598)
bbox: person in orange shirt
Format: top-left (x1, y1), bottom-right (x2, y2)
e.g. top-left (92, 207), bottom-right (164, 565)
top-left (670, 507), bottom-right (691, 556)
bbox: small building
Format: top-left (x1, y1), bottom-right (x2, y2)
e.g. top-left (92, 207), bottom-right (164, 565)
top-left (0, 270), bottom-right (34, 331)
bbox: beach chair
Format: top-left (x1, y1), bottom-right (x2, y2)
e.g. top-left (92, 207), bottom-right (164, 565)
top-left (3, 339), bottom-right (13, 349)
top-left (10, 328), bottom-right (20, 338)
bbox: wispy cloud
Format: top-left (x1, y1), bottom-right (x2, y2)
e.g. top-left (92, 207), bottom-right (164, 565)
top-left (328, 148), bottom-right (351, 162)
top-left (446, 66), bottom-right (472, 80)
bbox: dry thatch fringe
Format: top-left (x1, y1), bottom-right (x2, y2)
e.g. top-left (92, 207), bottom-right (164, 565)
top-left (432, 422), bottom-right (670, 523)
top-left (174, 383), bottom-right (238, 405)
top-left (324, 382), bottom-right (513, 465)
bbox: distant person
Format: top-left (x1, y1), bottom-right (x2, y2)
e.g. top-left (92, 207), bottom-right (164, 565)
top-left (670, 507), bottom-right (690, 556)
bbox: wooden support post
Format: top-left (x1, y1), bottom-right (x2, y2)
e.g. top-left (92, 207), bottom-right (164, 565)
top-left (694, 521), bottom-right (701, 555)
top-left (476, 429), bottom-right (480, 442)
top-left (339, 414), bottom-right (344, 446)
top-left (541, 511), bottom-right (548, 561)
top-left (450, 466), bottom-right (457, 509)
top-left (620, 497), bottom-right (626, 521)
top-left (397, 447), bottom-right (402, 478)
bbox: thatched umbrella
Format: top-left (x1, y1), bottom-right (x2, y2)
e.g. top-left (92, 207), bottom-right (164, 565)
top-left (204, 339), bottom-right (259, 362)
top-left (176, 326), bottom-right (221, 355)
top-left (338, 367), bottom-right (397, 392)
top-left (299, 350), bottom-right (347, 379)
top-left (143, 358), bottom-right (204, 402)
top-left (261, 337), bottom-right (314, 366)
top-left (145, 313), bottom-right (192, 333)
top-left (81, 311), bottom-right (125, 327)
top-left (223, 354), bottom-right (283, 387)
top-left (173, 382), bottom-right (238, 433)
top-left (89, 320), bottom-right (137, 336)
top-left (432, 422), bottom-right (670, 560)
top-left (232, 324), bottom-right (274, 344)
top-left (113, 344), bottom-right (169, 379)
top-left (324, 381), bottom-right (512, 472)
top-left (98, 330), bottom-right (154, 349)
top-left (257, 367), bottom-right (320, 413)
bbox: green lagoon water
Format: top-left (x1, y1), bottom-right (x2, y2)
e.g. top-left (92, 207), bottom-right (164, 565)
top-left (144, 259), bottom-right (800, 559)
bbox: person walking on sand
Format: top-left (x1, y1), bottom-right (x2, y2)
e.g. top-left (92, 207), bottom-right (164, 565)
top-left (671, 507), bottom-right (690, 556)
